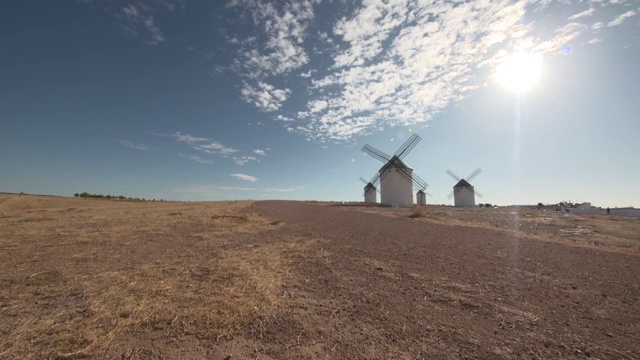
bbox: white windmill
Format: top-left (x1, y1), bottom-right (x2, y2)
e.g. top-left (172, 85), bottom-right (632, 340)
top-left (446, 168), bottom-right (483, 207)
top-left (359, 177), bottom-right (379, 204)
top-left (416, 189), bottom-right (433, 205)
top-left (361, 134), bottom-right (429, 207)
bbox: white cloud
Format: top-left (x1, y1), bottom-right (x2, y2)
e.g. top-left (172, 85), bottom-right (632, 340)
top-left (308, 99), bottom-right (328, 114)
top-left (227, 0), bottom-right (638, 141)
top-left (275, 114), bottom-right (294, 122)
top-left (178, 153), bottom-right (214, 164)
top-left (253, 149), bottom-right (268, 156)
top-left (117, 140), bottom-right (154, 151)
top-left (229, 1), bottom-right (314, 112)
top-left (194, 142), bottom-right (238, 156)
top-left (608, 10), bottom-right (636, 27)
top-left (299, 69), bottom-right (315, 78)
top-left (233, 155), bottom-right (258, 165)
top-left (230, 173), bottom-right (258, 182)
top-left (230, 0), bottom-right (314, 78)
top-left (240, 82), bottom-right (291, 112)
top-left (568, 8), bottom-right (595, 20)
top-left (173, 132), bottom-right (208, 143)
top-left (171, 132), bottom-right (238, 157)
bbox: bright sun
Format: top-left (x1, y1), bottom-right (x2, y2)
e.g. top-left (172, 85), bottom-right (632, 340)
top-left (496, 52), bottom-right (542, 92)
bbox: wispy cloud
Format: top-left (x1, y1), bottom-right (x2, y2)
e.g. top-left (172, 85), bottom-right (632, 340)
top-left (178, 153), bottom-right (214, 164)
top-left (253, 149), bottom-right (268, 156)
top-left (229, 0), bottom-right (314, 78)
top-left (173, 131), bottom-right (208, 143)
top-left (229, 0), bottom-right (314, 112)
top-left (568, 8), bottom-right (595, 21)
top-left (117, 140), bottom-right (154, 151)
top-left (230, 173), bottom-right (258, 182)
top-left (194, 142), bottom-right (238, 156)
top-left (232, 156), bottom-right (258, 165)
top-left (608, 10), bottom-right (636, 27)
top-left (171, 132), bottom-right (238, 157)
top-left (118, 4), bottom-right (166, 45)
top-left (227, 0), bottom-right (637, 141)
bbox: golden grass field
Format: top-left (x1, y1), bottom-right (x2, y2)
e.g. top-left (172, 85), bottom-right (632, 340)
top-left (0, 194), bottom-right (304, 359)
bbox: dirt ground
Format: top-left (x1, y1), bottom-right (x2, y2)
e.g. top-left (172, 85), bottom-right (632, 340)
top-left (1, 195), bottom-right (639, 359)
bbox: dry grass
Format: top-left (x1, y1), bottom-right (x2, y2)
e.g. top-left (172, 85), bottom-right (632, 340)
top-left (408, 205), bottom-right (426, 218)
top-left (0, 195), bottom-right (303, 359)
top-left (350, 203), bottom-right (640, 253)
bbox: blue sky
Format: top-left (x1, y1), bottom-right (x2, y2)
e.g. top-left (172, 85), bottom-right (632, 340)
top-left (1, 0), bottom-right (639, 207)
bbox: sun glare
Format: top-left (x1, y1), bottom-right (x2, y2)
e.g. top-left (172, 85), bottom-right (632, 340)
top-left (496, 52), bottom-right (542, 92)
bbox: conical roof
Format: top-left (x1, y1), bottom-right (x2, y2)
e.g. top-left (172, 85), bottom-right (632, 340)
top-left (454, 179), bottom-right (473, 188)
top-left (378, 156), bottom-right (413, 172)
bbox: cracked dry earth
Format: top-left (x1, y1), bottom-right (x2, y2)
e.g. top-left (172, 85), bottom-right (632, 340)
top-left (236, 201), bottom-right (640, 359)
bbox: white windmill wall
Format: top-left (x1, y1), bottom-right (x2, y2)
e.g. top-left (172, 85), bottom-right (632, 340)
top-left (364, 189), bottom-right (377, 203)
top-left (380, 168), bottom-right (413, 207)
top-left (454, 186), bottom-right (475, 207)
top-left (416, 191), bottom-right (426, 205)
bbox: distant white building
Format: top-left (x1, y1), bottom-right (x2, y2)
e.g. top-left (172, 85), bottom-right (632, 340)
top-left (416, 190), bottom-right (426, 205)
top-left (577, 202), bottom-right (591, 209)
top-left (364, 184), bottom-right (377, 203)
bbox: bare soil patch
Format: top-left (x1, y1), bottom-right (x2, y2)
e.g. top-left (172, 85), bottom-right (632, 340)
top-left (1, 196), bottom-right (639, 359)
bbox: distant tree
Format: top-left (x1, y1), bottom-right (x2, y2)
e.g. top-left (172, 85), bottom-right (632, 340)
top-left (74, 193), bottom-right (80, 197)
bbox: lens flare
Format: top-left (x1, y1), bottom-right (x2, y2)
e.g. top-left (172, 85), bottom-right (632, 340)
top-left (496, 52), bottom-right (542, 92)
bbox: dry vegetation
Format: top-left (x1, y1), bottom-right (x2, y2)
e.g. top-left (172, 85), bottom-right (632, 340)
top-left (0, 195), bottom-right (304, 359)
top-left (2, 195), bottom-right (639, 359)
top-left (363, 204), bottom-right (640, 254)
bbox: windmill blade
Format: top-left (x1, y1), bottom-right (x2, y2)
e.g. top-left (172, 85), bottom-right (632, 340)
top-left (411, 172), bottom-right (429, 191)
top-left (396, 167), bottom-right (429, 191)
top-left (474, 190), bottom-right (484, 198)
top-left (360, 177), bottom-right (377, 195)
top-left (362, 144), bottom-right (392, 163)
top-left (466, 168), bottom-right (483, 183)
top-left (447, 191), bottom-right (454, 199)
top-left (360, 176), bottom-right (381, 195)
top-left (366, 186), bottom-right (377, 195)
top-left (369, 171), bottom-right (382, 187)
top-left (394, 133), bottom-right (421, 159)
top-left (445, 170), bottom-right (461, 182)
